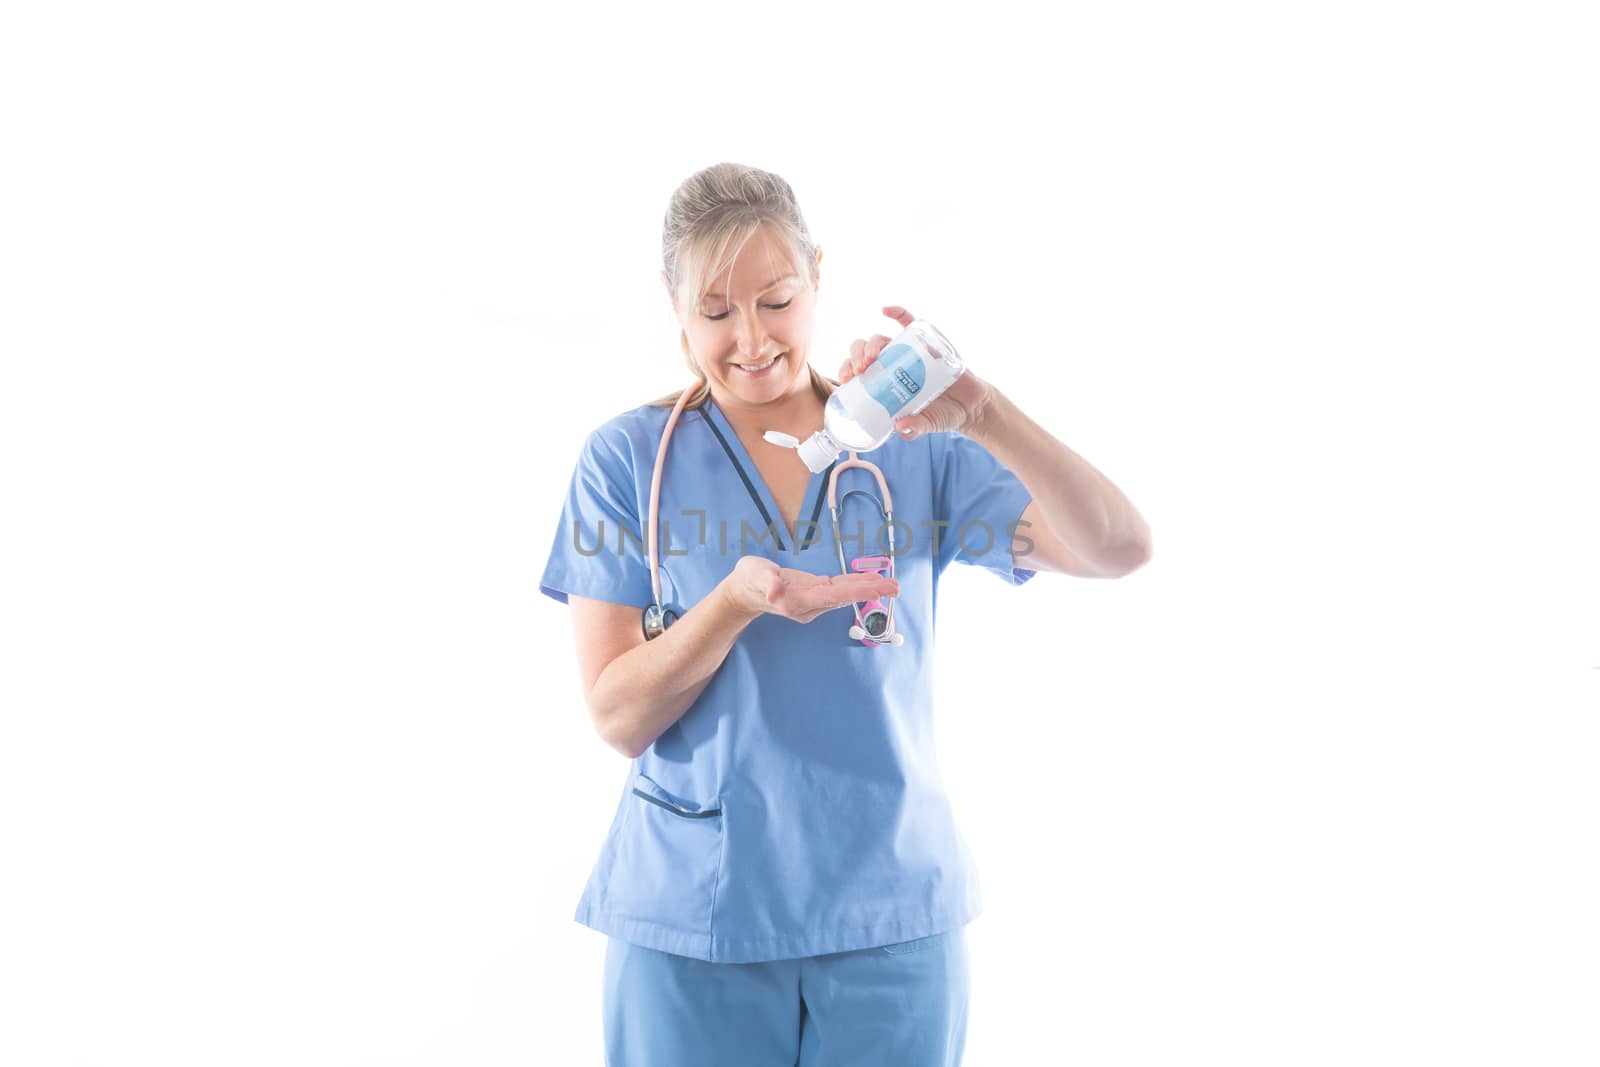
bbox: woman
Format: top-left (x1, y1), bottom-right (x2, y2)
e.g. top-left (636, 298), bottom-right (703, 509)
top-left (540, 162), bottom-right (1153, 1065)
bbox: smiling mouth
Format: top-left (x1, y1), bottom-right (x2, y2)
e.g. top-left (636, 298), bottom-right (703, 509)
top-left (733, 354), bottom-right (781, 373)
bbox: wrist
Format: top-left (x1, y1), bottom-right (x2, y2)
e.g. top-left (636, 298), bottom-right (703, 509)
top-left (715, 572), bottom-right (765, 624)
top-left (965, 384), bottom-right (1009, 444)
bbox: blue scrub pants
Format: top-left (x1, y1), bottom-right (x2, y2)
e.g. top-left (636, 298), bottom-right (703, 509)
top-left (602, 927), bottom-right (971, 1066)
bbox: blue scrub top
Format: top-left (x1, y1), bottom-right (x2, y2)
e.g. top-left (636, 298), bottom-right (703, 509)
top-left (540, 393), bottom-right (1037, 963)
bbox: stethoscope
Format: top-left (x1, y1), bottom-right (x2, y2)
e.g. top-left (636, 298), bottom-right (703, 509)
top-left (824, 455), bottom-right (904, 646)
top-left (642, 385), bottom-right (904, 648)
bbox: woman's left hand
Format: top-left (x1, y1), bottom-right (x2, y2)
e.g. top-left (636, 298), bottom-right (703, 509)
top-left (838, 306), bottom-right (997, 441)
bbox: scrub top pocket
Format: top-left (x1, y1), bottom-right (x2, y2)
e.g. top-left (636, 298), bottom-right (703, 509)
top-left (880, 930), bottom-right (948, 955)
top-left (605, 771), bottom-right (726, 944)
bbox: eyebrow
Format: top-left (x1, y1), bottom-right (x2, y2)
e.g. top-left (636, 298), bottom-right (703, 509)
top-left (703, 273), bottom-right (798, 301)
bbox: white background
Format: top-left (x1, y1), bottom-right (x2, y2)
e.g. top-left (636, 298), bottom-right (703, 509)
top-left (3, 2), bottom-right (1597, 1064)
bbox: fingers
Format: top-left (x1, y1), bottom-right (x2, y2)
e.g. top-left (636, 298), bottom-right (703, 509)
top-left (781, 577), bottom-right (899, 618)
top-left (832, 576), bottom-right (899, 600)
top-left (837, 333), bottom-right (895, 383)
top-left (839, 305), bottom-right (916, 380)
top-left (865, 334), bottom-right (890, 369)
top-left (839, 338), bottom-right (866, 382)
top-left (775, 568), bottom-right (897, 596)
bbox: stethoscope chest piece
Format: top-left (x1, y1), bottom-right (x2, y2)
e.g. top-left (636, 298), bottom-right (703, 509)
top-left (843, 553), bottom-right (904, 647)
top-left (642, 602), bottom-right (679, 641)
top-left (849, 605), bottom-right (891, 641)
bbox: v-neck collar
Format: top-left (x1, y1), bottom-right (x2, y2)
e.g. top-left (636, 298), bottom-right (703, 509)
top-left (699, 395), bottom-right (836, 554)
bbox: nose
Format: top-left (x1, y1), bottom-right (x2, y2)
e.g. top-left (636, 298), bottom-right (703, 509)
top-left (735, 311), bottom-right (769, 361)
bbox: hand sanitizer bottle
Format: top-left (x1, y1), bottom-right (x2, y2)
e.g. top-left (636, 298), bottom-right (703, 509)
top-left (765, 319), bottom-right (966, 473)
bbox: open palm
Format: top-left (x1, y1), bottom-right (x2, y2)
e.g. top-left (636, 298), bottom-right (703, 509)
top-left (731, 556), bottom-right (898, 624)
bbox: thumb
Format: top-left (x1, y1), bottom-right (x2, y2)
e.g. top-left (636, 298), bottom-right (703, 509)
top-left (899, 396), bottom-right (972, 438)
top-left (893, 413), bottom-right (931, 441)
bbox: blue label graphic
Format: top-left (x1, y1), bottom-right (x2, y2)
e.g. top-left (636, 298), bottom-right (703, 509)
top-left (862, 343), bottom-right (926, 415)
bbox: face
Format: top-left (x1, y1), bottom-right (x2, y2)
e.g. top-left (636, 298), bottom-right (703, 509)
top-left (666, 227), bottom-right (821, 412)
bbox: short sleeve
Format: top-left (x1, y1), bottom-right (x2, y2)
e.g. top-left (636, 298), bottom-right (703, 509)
top-left (539, 428), bottom-right (654, 607)
top-left (931, 431), bottom-right (1038, 585)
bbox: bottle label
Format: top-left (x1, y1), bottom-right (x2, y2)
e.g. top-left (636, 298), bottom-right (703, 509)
top-left (860, 343), bottom-right (927, 417)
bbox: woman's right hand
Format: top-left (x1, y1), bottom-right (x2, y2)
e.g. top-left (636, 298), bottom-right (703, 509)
top-left (723, 555), bottom-right (899, 624)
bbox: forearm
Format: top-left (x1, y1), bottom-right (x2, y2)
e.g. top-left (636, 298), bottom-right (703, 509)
top-left (591, 575), bottom-right (761, 758)
top-left (969, 387), bottom-right (1153, 568)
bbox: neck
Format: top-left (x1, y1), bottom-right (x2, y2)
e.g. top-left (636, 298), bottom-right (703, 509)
top-left (711, 376), bottom-right (826, 441)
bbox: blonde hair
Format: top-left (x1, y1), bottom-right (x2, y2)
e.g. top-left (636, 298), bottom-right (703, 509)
top-left (648, 162), bottom-right (837, 412)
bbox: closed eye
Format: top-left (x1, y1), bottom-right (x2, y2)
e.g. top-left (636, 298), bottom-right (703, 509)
top-left (703, 300), bottom-right (792, 322)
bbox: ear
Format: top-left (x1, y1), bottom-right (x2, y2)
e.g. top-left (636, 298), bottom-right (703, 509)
top-left (813, 246), bottom-right (823, 289)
